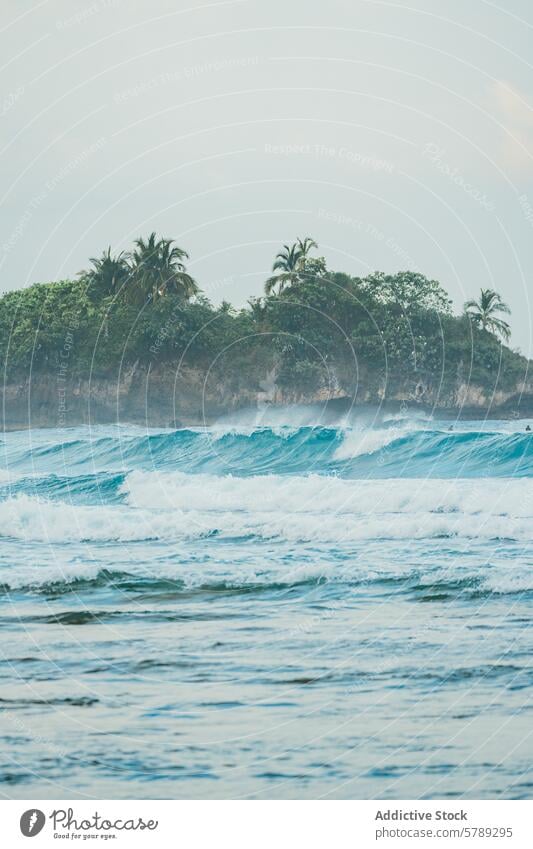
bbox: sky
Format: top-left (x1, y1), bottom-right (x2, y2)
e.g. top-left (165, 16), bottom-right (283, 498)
top-left (2, 0), bottom-right (533, 354)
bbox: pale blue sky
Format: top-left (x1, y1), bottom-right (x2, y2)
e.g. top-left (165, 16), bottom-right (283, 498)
top-left (2, 0), bottom-right (533, 353)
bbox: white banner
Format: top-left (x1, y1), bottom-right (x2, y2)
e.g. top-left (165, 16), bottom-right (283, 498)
top-left (1, 799), bottom-right (531, 848)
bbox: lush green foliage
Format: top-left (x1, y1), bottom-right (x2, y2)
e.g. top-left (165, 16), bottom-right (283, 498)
top-left (0, 234), bottom-right (527, 403)
top-left (464, 288), bottom-right (511, 341)
top-left (79, 232), bottom-right (198, 304)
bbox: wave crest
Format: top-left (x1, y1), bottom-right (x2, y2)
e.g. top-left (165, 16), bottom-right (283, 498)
top-left (1, 473), bottom-right (532, 544)
top-left (2, 422), bottom-right (532, 479)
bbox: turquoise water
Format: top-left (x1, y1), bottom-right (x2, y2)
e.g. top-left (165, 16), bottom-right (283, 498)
top-left (0, 415), bottom-right (532, 799)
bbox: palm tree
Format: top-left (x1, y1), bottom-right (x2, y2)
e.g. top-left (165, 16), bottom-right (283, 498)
top-left (264, 237), bottom-right (318, 295)
top-left (464, 288), bottom-right (511, 342)
top-left (265, 242), bottom-right (302, 295)
top-left (80, 247), bottom-right (131, 298)
top-left (130, 232), bottom-right (198, 303)
top-left (296, 237), bottom-right (318, 269)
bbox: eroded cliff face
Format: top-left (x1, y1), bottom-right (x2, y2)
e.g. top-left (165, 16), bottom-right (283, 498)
top-left (1, 365), bottom-right (260, 430)
top-left (1, 364), bottom-right (531, 429)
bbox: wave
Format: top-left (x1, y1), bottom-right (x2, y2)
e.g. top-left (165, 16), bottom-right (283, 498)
top-left (1, 473), bottom-right (532, 544)
top-left (2, 558), bottom-right (532, 598)
top-left (2, 422), bottom-right (532, 480)
top-left (121, 470), bottom-right (533, 517)
top-left (0, 471), bottom-right (125, 503)
top-left (333, 424), bottom-right (416, 460)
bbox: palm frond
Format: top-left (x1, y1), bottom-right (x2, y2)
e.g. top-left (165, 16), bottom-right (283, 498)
top-left (464, 287), bottom-right (512, 341)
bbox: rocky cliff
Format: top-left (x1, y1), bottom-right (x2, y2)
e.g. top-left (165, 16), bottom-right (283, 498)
top-left (2, 364), bottom-right (532, 430)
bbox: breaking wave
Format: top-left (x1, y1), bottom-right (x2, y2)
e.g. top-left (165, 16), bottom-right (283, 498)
top-left (1, 421), bottom-right (532, 479)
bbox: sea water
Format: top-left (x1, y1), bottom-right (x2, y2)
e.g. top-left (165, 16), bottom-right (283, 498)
top-left (0, 414), bottom-right (531, 799)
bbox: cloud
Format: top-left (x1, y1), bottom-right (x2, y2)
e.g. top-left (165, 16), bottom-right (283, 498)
top-left (492, 80), bottom-right (533, 173)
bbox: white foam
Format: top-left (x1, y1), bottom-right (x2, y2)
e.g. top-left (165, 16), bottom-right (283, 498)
top-left (122, 470), bottom-right (533, 518)
top-left (484, 570), bottom-right (533, 594)
top-left (333, 426), bottom-right (417, 460)
top-left (0, 559), bottom-right (103, 590)
top-left (0, 473), bottom-right (532, 544)
top-left (214, 404), bottom-right (337, 431)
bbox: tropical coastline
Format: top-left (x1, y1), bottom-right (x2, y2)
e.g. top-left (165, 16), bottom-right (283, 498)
top-left (1, 235), bottom-right (530, 429)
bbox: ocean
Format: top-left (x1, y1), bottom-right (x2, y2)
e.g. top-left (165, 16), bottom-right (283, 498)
top-left (0, 410), bottom-right (532, 799)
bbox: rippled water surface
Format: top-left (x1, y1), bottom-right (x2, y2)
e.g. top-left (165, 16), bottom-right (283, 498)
top-left (0, 415), bottom-right (532, 798)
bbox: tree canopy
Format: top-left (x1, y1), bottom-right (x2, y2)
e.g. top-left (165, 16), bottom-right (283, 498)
top-left (464, 288), bottom-right (511, 342)
top-left (0, 233), bottom-right (526, 404)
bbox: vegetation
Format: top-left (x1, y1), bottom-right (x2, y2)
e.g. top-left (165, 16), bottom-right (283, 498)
top-left (264, 237), bottom-right (323, 294)
top-left (80, 232), bottom-right (198, 304)
top-left (464, 288), bottom-right (511, 342)
top-left (0, 233), bottom-right (528, 405)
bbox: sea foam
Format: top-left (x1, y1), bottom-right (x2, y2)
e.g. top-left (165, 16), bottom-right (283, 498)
top-left (0, 473), bottom-right (531, 544)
